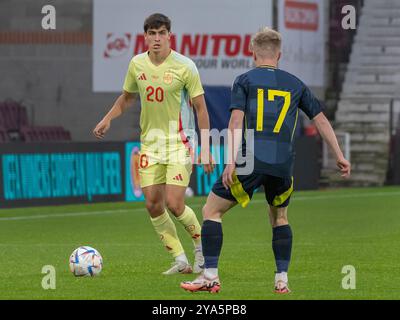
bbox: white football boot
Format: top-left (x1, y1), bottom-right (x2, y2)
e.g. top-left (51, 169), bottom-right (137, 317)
top-left (162, 261), bottom-right (193, 275)
top-left (274, 272), bottom-right (291, 294)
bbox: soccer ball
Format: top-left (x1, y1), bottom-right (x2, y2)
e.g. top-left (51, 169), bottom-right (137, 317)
top-left (69, 246), bottom-right (103, 277)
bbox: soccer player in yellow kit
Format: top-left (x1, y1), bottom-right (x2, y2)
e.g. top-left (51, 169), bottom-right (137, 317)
top-left (93, 13), bottom-right (214, 275)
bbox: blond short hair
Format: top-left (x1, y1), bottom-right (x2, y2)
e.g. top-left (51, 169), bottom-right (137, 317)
top-left (250, 27), bottom-right (282, 59)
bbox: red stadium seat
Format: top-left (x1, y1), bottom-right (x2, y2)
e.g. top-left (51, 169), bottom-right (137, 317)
top-left (20, 125), bottom-right (72, 142)
top-left (0, 126), bottom-right (9, 143)
top-left (4, 101), bottom-right (19, 131)
top-left (1, 100), bottom-right (71, 142)
top-left (0, 105), bottom-right (6, 128)
top-left (0, 100), bottom-right (30, 141)
top-left (20, 126), bottom-right (34, 142)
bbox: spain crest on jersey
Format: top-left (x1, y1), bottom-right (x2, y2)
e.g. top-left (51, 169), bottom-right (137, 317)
top-left (163, 72), bottom-right (173, 85)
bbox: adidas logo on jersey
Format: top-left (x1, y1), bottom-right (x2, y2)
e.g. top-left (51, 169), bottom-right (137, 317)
top-left (137, 73), bottom-right (147, 80)
top-left (173, 174), bottom-right (184, 181)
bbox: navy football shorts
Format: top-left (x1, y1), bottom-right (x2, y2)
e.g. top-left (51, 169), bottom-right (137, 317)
top-left (212, 171), bottom-right (293, 208)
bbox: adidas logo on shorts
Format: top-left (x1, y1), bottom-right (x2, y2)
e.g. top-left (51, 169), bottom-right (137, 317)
top-left (173, 174), bottom-right (183, 181)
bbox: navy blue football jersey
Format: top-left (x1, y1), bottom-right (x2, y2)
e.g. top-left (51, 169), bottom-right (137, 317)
top-left (230, 66), bottom-right (323, 177)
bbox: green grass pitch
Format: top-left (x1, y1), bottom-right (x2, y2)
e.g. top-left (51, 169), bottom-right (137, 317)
top-left (0, 187), bottom-right (399, 300)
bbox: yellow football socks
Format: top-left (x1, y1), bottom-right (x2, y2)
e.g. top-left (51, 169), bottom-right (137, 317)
top-left (176, 206), bottom-right (202, 246)
top-left (150, 210), bottom-right (184, 258)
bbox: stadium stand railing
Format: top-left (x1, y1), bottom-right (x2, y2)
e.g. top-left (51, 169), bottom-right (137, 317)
top-left (387, 98), bottom-right (400, 185)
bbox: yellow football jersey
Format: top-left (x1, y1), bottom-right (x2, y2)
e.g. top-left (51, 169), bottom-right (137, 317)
top-left (123, 50), bottom-right (204, 163)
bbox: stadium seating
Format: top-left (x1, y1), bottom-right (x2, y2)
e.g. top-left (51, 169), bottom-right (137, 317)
top-left (0, 126), bottom-right (9, 143)
top-left (0, 100), bottom-right (72, 142)
top-left (19, 126), bottom-right (71, 142)
top-left (0, 100), bottom-right (28, 134)
top-left (0, 100), bottom-right (28, 141)
top-left (0, 107), bottom-right (7, 142)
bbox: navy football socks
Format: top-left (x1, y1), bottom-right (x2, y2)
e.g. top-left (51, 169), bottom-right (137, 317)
top-left (201, 220), bottom-right (223, 268)
top-left (272, 225), bottom-right (293, 273)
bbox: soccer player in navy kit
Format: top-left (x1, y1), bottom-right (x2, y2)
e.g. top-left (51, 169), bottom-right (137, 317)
top-left (181, 27), bottom-right (351, 293)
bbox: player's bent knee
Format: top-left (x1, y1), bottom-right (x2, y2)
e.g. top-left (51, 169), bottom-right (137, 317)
top-left (145, 201), bottom-right (164, 216)
top-left (166, 201), bottom-right (184, 216)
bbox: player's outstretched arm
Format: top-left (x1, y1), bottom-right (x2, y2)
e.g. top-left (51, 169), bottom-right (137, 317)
top-left (313, 112), bottom-right (351, 178)
top-left (93, 91), bottom-right (137, 139)
top-left (192, 94), bottom-right (214, 174)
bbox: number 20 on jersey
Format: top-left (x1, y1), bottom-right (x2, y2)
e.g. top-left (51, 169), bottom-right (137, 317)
top-left (146, 86), bottom-right (164, 102)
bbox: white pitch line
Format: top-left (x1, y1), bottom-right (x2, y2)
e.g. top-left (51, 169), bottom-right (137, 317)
top-left (0, 209), bottom-right (139, 221)
top-left (0, 205), bottom-right (203, 222)
top-left (0, 191), bottom-right (399, 222)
